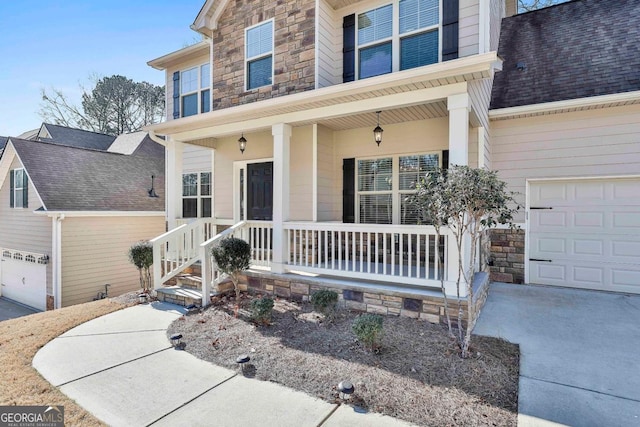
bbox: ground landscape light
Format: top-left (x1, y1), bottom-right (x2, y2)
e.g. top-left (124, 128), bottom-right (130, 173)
top-left (236, 354), bottom-right (250, 373)
top-left (338, 380), bottom-right (354, 401)
top-left (373, 111), bottom-right (383, 146)
top-left (170, 333), bottom-right (183, 349)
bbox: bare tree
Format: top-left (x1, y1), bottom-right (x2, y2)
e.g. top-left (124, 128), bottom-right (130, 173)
top-left (40, 75), bottom-right (165, 136)
top-left (518, 0), bottom-right (568, 12)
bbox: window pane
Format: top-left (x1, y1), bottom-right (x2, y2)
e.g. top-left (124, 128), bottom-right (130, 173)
top-left (201, 198), bottom-right (212, 218)
top-left (400, 195), bottom-right (422, 225)
top-left (399, 154), bottom-right (439, 190)
top-left (15, 189), bottom-right (24, 208)
top-left (248, 55), bottom-right (272, 89)
top-left (15, 169), bottom-right (23, 189)
top-left (182, 173), bottom-right (197, 196)
top-left (200, 172), bottom-right (211, 196)
top-left (201, 90), bottom-right (210, 113)
top-left (358, 158), bottom-right (392, 191)
top-left (359, 42), bottom-right (392, 79)
top-left (183, 199), bottom-right (197, 218)
top-left (181, 93), bottom-right (198, 117)
top-left (181, 67), bottom-right (198, 93)
top-left (401, 30), bottom-right (439, 70)
top-left (399, 0), bottom-right (439, 34)
top-left (358, 4), bottom-right (393, 45)
top-left (200, 64), bottom-right (210, 89)
top-left (247, 21), bottom-right (273, 58)
top-left (360, 194), bottom-right (392, 224)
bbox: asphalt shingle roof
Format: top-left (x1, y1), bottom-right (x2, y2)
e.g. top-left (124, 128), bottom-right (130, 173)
top-left (0, 136), bottom-right (7, 151)
top-left (10, 138), bottom-right (164, 211)
top-left (39, 123), bottom-right (116, 150)
top-left (490, 0), bottom-right (640, 110)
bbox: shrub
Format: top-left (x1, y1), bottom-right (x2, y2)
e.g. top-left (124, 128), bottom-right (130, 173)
top-left (310, 289), bottom-right (339, 315)
top-left (128, 240), bottom-right (153, 292)
top-left (250, 297), bottom-right (274, 325)
top-left (352, 314), bottom-right (384, 351)
top-left (211, 237), bottom-right (251, 301)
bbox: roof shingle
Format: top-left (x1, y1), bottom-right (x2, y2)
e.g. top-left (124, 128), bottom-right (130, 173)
top-left (490, 0), bottom-right (640, 109)
top-left (39, 123), bottom-right (116, 150)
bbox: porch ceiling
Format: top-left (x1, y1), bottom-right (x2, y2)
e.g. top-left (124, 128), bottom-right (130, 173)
top-left (146, 52), bottom-right (500, 142)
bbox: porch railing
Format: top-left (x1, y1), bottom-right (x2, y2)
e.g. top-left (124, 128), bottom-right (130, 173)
top-left (283, 222), bottom-right (458, 288)
top-left (151, 218), bottom-right (228, 290)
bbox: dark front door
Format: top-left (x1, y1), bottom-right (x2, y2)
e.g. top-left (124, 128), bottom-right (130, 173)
top-left (247, 162), bottom-right (273, 220)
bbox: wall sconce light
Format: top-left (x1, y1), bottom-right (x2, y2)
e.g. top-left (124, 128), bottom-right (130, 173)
top-left (238, 133), bottom-right (247, 154)
top-left (373, 111), bottom-right (383, 146)
top-left (148, 175), bottom-right (159, 198)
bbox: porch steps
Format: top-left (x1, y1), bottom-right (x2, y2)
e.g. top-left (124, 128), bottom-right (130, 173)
top-left (175, 274), bottom-right (202, 290)
top-left (156, 286), bottom-right (212, 307)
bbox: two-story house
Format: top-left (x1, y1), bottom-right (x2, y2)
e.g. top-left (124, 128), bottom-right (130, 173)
top-left (146, 0), bottom-right (640, 319)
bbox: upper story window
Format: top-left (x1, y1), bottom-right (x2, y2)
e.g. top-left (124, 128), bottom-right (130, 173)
top-left (182, 172), bottom-right (212, 218)
top-left (9, 168), bottom-right (28, 209)
top-left (181, 64), bottom-right (210, 117)
top-left (357, 0), bottom-right (440, 79)
top-left (246, 20), bottom-right (274, 90)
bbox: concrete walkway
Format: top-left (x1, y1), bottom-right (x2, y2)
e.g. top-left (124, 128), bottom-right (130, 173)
top-left (0, 297), bottom-right (39, 321)
top-left (474, 283), bottom-right (640, 427)
top-left (33, 302), bottom-right (413, 427)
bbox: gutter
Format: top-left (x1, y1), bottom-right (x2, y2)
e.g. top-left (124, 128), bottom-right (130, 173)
top-left (148, 131), bottom-right (167, 147)
top-left (51, 214), bottom-right (65, 309)
top-left (36, 211), bottom-right (165, 217)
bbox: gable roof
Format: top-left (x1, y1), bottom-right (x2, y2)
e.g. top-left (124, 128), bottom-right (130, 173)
top-left (37, 123), bottom-right (116, 151)
top-left (107, 131), bottom-right (164, 158)
top-left (7, 138), bottom-right (164, 212)
top-left (490, 0), bottom-right (640, 110)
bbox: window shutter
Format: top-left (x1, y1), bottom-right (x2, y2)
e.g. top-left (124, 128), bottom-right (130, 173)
top-left (442, 150), bottom-right (450, 170)
top-left (9, 170), bottom-right (14, 208)
top-left (23, 171), bottom-right (28, 208)
top-left (342, 14), bottom-right (356, 83)
top-left (172, 71), bottom-right (180, 119)
top-left (442, 0), bottom-right (459, 61)
top-left (342, 158), bottom-right (355, 223)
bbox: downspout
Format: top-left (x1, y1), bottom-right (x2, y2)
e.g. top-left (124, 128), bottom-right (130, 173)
top-left (51, 213), bottom-right (65, 309)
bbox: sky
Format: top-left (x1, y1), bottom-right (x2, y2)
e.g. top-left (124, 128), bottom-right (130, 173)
top-left (0, 0), bottom-right (206, 137)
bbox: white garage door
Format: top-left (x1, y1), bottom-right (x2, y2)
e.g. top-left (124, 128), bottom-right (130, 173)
top-left (529, 178), bottom-right (640, 294)
top-left (0, 250), bottom-right (47, 311)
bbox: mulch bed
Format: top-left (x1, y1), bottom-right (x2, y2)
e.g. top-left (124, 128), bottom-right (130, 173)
top-left (168, 293), bottom-right (519, 426)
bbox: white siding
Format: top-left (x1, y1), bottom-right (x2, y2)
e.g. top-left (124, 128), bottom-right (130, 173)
top-left (469, 78), bottom-right (493, 168)
top-left (492, 104), bottom-right (640, 222)
top-left (0, 154), bottom-right (52, 295)
top-left (60, 216), bottom-right (165, 307)
top-left (317, 0), bottom-right (342, 88)
top-left (183, 144), bottom-right (213, 173)
top-left (459, 0), bottom-right (480, 58)
top-left (316, 124), bottom-right (336, 221)
top-left (489, 0), bottom-right (505, 51)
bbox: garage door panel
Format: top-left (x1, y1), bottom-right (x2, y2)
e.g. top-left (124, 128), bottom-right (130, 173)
top-left (1, 254), bottom-right (46, 311)
top-left (529, 179), bottom-right (640, 294)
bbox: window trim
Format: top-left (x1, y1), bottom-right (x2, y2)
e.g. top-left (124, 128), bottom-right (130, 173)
top-left (355, 152), bottom-right (442, 224)
top-left (181, 171), bottom-right (212, 218)
top-left (180, 63), bottom-right (211, 117)
top-left (12, 168), bottom-right (26, 209)
top-left (244, 19), bottom-right (275, 91)
top-left (355, 0), bottom-right (442, 80)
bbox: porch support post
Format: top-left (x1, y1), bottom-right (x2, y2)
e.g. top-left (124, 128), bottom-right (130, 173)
top-left (271, 123), bottom-right (292, 274)
top-left (165, 138), bottom-right (183, 230)
top-left (447, 93), bottom-right (470, 166)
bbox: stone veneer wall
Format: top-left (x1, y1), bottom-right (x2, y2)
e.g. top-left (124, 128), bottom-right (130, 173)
top-left (239, 272), bottom-right (490, 327)
top-left (489, 229), bottom-right (525, 284)
top-left (212, 0), bottom-right (316, 110)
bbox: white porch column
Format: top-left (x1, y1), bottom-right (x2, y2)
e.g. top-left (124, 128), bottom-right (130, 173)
top-left (447, 93), bottom-right (470, 166)
top-left (165, 138), bottom-right (183, 230)
top-left (271, 123), bottom-right (292, 274)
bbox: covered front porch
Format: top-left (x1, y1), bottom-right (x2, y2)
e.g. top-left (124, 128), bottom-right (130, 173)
top-left (148, 53), bottom-right (500, 308)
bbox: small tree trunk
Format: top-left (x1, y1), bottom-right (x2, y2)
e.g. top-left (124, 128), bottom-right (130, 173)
top-left (455, 233), bottom-right (464, 346)
top-left (138, 268), bottom-right (144, 290)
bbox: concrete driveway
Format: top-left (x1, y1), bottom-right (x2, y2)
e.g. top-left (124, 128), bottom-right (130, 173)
top-left (0, 297), bottom-right (39, 321)
top-left (474, 283), bottom-right (640, 427)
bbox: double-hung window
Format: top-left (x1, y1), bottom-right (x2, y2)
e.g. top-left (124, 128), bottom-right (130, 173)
top-left (357, 0), bottom-right (440, 79)
top-left (356, 153), bottom-right (440, 225)
top-left (181, 64), bottom-right (210, 117)
top-left (182, 172), bottom-right (212, 218)
top-left (9, 168), bottom-right (27, 208)
top-left (246, 20), bottom-right (274, 90)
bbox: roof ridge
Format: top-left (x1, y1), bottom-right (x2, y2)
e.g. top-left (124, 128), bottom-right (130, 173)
top-left (43, 123), bottom-right (116, 138)
top-left (10, 137), bottom-right (126, 155)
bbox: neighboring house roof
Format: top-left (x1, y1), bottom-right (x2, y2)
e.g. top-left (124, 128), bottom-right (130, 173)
top-left (107, 131), bottom-right (164, 158)
top-left (37, 123), bottom-right (116, 151)
top-left (490, 0), bottom-right (640, 110)
top-left (17, 128), bottom-right (38, 140)
top-left (8, 138), bottom-right (164, 211)
top-left (0, 136), bottom-right (7, 151)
